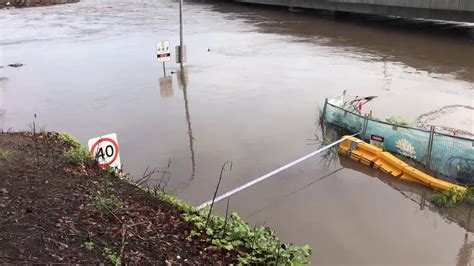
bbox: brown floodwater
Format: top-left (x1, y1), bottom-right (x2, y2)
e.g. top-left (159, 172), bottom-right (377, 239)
top-left (1, 0), bottom-right (474, 264)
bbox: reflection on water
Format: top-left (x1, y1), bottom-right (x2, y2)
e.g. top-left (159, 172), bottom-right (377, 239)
top-left (341, 156), bottom-right (474, 265)
top-left (244, 166), bottom-right (344, 219)
top-left (159, 76), bottom-right (173, 97)
top-left (177, 67), bottom-right (196, 181)
top-left (457, 233), bottom-right (474, 266)
top-left (159, 66), bottom-right (196, 186)
top-left (340, 157), bottom-right (474, 232)
top-left (211, 2), bottom-right (474, 82)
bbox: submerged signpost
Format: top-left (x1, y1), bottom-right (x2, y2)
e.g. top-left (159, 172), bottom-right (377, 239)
top-left (157, 41), bottom-right (172, 96)
top-left (157, 40), bottom-right (171, 76)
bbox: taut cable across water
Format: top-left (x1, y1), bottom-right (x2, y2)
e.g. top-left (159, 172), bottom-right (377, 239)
top-left (196, 133), bottom-right (359, 210)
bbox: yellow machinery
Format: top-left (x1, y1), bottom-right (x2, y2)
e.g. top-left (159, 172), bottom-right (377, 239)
top-left (338, 136), bottom-right (466, 193)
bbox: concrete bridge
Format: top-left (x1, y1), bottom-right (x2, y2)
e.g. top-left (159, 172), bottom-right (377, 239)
top-left (232, 0), bottom-right (474, 22)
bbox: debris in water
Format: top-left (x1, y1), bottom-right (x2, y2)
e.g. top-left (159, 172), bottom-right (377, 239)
top-left (8, 63), bottom-right (23, 68)
top-left (415, 105), bottom-right (474, 137)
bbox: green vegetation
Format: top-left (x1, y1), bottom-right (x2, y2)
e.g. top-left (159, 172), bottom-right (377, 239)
top-left (102, 247), bottom-right (121, 265)
top-left (58, 133), bottom-right (82, 149)
top-left (0, 149), bottom-right (11, 160)
top-left (59, 134), bottom-right (124, 217)
top-left (104, 166), bottom-right (122, 176)
top-left (185, 211), bottom-right (311, 264)
top-left (63, 148), bottom-right (89, 166)
top-left (82, 241), bottom-right (96, 251)
top-left (385, 116), bottom-right (412, 127)
top-left (431, 187), bottom-right (466, 207)
top-left (60, 133), bottom-right (91, 166)
top-left (160, 193), bottom-right (194, 213)
top-left (158, 194), bottom-right (311, 264)
top-left (99, 149), bottom-right (311, 264)
top-left (465, 187), bottom-right (474, 205)
top-left (94, 178), bottom-right (123, 216)
top-left (94, 193), bottom-right (123, 216)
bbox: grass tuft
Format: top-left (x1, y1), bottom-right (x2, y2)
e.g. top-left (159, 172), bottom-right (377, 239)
top-left (82, 241), bottom-right (95, 251)
top-left (431, 187), bottom-right (466, 207)
top-left (94, 177), bottom-right (123, 216)
top-left (160, 194), bottom-right (312, 264)
top-left (0, 150), bottom-right (11, 160)
top-left (63, 148), bottom-right (89, 166)
top-left (103, 247), bottom-right (121, 265)
top-left (59, 133), bottom-right (91, 166)
top-left (58, 133), bottom-right (82, 149)
top-left (94, 193), bottom-right (123, 216)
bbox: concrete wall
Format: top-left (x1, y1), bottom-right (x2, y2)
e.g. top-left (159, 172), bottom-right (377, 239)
top-left (234, 0), bottom-right (474, 22)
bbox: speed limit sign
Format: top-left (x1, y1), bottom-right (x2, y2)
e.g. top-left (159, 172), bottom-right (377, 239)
top-left (88, 133), bottom-right (122, 169)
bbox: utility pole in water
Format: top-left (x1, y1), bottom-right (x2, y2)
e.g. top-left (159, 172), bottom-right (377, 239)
top-left (178, 0), bottom-right (185, 67)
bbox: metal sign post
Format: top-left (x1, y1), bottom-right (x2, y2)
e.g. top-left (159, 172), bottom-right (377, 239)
top-left (179, 0), bottom-right (184, 66)
top-left (175, 45), bottom-right (186, 64)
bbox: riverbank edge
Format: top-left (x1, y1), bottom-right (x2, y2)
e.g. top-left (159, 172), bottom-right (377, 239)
top-left (0, 131), bottom-right (311, 264)
top-left (0, 0), bottom-right (78, 9)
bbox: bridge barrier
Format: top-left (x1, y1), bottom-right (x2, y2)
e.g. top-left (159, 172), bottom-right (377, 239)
top-left (235, 0), bottom-right (474, 23)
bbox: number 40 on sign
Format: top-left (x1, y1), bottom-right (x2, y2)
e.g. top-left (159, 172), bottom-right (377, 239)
top-left (88, 133), bottom-right (122, 169)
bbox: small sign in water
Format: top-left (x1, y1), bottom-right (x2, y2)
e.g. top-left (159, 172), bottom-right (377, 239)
top-left (370, 134), bottom-right (385, 148)
top-left (88, 133), bottom-right (122, 169)
top-left (157, 41), bottom-right (171, 62)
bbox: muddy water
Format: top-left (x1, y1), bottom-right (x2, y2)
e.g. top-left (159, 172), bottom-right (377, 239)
top-left (1, 0), bottom-right (474, 264)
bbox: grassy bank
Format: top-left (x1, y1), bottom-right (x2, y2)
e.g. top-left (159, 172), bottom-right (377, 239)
top-left (0, 131), bottom-right (311, 264)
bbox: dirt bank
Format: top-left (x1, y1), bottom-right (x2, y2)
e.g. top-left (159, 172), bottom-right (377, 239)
top-left (0, 131), bottom-right (240, 263)
top-left (0, 131), bottom-right (311, 264)
top-left (0, 0), bottom-right (78, 8)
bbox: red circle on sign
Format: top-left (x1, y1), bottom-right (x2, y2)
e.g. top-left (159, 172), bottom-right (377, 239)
top-left (90, 138), bottom-right (119, 168)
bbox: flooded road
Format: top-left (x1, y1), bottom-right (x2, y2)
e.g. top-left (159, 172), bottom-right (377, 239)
top-left (1, 0), bottom-right (474, 264)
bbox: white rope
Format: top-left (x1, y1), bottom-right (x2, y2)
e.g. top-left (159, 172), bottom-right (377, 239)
top-left (196, 134), bottom-right (358, 210)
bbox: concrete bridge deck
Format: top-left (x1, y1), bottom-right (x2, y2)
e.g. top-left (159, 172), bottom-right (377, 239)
top-left (233, 0), bottom-right (474, 22)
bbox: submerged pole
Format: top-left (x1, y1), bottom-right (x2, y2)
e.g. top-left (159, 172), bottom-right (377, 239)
top-left (179, 0), bottom-right (184, 67)
top-left (426, 125), bottom-right (435, 169)
top-left (322, 98), bottom-right (328, 123)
